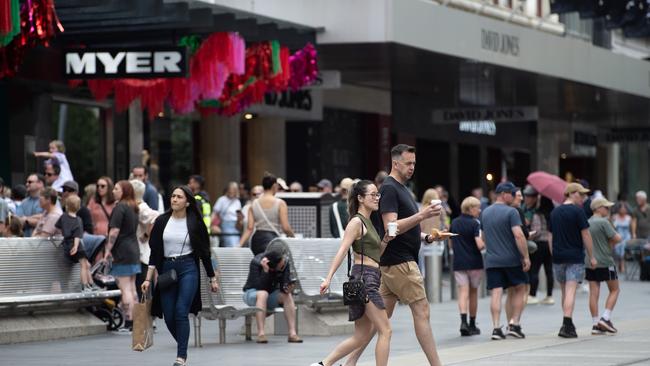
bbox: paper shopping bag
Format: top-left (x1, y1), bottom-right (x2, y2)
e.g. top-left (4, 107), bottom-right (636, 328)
top-left (132, 295), bottom-right (153, 351)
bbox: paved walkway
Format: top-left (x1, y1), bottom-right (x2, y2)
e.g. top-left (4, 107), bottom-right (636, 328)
top-left (2, 279), bottom-right (649, 366)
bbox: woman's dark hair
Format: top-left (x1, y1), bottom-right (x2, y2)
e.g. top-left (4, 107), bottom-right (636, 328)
top-left (262, 175), bottom-right (277, 190)
top-left (538, 196), bottom-right (554, 223)
top-left (94, 176), bottom-right (115, 204)
top-left (347, 179), bottom-right (374, 219)
top-left (116, 180), bottom-right (139, 213)
top-left (172, 185), bottom-right (211, 259)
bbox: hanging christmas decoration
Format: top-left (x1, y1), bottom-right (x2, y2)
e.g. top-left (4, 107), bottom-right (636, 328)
top-left (0, 0), bottom-right (64, 78)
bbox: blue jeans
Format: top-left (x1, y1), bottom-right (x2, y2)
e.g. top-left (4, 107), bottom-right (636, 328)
top-left (160, 256), bottom-right (198, 359)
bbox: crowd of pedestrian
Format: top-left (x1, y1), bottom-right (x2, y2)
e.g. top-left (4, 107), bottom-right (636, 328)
top-left (0, 139), bottom-right (646, 366)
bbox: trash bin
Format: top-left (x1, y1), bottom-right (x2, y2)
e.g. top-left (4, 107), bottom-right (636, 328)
top-left (424, 242), bottom-right (444, 303)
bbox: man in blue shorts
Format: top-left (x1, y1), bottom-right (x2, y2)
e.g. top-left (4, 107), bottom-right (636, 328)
top-left (549, 182), bottom-right (596, 338)
top-left (481, 182), bottom-right (530, 340)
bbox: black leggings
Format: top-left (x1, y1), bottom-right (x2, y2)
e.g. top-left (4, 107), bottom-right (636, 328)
top-left (529, 241), bottom-right (554, 297)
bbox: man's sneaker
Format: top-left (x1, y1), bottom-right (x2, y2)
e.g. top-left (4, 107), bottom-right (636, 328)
top-left (309, 363), bottom-right (324, 366)
top-left (507, 324), bottom-right (525, 339)
top-left (526, 295), bottom-right (539, 305)
top-left (116, 327), bottom-right (132, 335)
top-left (469, 324), bottom-right (481, 336)
top-left (591, 324), bottom-right (606, 335)
top-left (558, 324), bottom-right (578, 338)
top-left (491, 327), bottom-right (506, 340)
top-left (598, 318), bottom-right (618, 333)
top-left (460, 322), bottom-right (471, 336)
top-left (540, 296), bottom-right (555, 305)
top-left (81, 284), bottom-right (94, 293)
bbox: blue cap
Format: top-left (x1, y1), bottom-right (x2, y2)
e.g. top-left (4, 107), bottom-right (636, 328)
top-left (495, 181), bottom-right (517, 194)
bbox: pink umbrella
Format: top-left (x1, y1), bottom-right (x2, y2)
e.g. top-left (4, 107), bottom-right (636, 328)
top-left (527, 171), bottom-right (567, 204)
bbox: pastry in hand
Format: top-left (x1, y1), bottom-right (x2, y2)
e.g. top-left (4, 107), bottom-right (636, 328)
top-left (431, 228), bottom-right (458, 240)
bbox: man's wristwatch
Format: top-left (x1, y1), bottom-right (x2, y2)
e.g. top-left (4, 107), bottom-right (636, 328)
top-left (425, 234), bottom-right (433, 243)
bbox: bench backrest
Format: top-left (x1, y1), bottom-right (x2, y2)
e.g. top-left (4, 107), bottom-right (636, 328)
top-left (212, 248), bottom-right (254, 308)
top-left (0, 238), bottom-right (81, 296)
top-left (273, 238), bottom-right (346, 298)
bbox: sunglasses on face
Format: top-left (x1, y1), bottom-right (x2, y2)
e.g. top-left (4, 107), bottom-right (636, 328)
top-left (62, 187), bottom-right (76, 193)
top-left (96, 184), bottom-right (107, 188)
top-left (26, 180), bottom-right (36, 184)
top-left (45, 173), bottom-right (54, 177)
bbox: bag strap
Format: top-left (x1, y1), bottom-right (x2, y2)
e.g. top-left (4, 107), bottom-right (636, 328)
top-left (333, 201), bottom-right (344, 239)
top-left (347, 215), bottom-right (366, 278)
top-left (178, 231), bottom-right (189, 257)
top-left (99, 202), bottom-right (110, 221)
top-left (254, 199), bottom-right (282, 237)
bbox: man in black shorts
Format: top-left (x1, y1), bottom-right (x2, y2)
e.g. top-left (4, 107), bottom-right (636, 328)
top-left (481, 182), bottom-right (530, 340)
top-left (346, 144), bottom-right (443, 366)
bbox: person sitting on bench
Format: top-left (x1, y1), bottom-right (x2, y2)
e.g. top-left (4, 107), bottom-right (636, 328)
top-left (242, 247), bottom-right (302, 344)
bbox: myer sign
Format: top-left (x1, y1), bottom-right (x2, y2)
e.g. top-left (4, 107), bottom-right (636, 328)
top-left (64, 47), bottom-right (188, 78)
top-left (432, 106), bottom-right (537, 124)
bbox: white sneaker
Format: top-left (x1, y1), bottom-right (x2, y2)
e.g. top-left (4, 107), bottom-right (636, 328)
top-left (540, 296), bottom-right (555, 305)
top-left (527, 295), bottom-right (539, 305)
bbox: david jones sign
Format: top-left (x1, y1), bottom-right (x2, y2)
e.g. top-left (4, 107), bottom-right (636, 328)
top-left (481, 29), bottom-right (519, 57)
top-left (64, 47), bottom-right (188, 78)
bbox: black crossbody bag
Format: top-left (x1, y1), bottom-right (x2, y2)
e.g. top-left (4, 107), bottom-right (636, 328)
top-left (342, 219), bottom-right (369, 306)
top-left (157, 232), bottom-right (189, 291)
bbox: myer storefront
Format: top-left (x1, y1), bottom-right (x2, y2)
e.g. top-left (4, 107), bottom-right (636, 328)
top-left (1, 0), bottom-right (318, 200)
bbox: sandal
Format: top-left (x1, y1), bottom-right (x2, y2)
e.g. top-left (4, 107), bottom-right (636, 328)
top-left (288, 334), bottom-right (303, 343)
top-left (256, 334), bottom-right (268, 343)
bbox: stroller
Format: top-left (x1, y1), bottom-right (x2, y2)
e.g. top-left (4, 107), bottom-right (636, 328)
top-left (87, 260), bottom-right (124, 331)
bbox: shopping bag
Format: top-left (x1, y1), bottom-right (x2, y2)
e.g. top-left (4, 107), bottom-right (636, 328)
top-left (132, 294), bottom-right (153, 351)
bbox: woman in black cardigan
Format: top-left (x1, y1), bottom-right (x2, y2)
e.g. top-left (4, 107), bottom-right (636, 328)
top-left (141, 186), bottom-right (218, 366)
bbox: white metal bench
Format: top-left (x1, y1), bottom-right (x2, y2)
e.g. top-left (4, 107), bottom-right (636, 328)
top-left (274, 238), bottom-right (347, 310)
top-left (0, 237), bottom-right (120, 315)
top-left (194, 248), bottom-right (286, 346)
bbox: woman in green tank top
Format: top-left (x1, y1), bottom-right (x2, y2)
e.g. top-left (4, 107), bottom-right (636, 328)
top-left (312, 180), bottom-right (395, 366)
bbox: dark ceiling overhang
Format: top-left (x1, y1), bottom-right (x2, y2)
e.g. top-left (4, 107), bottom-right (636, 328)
top-left (55, 0), bottom-right (317, 50)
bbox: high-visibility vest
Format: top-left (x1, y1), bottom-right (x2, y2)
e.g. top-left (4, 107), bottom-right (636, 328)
top-left (195, 194), bottom-right (212, 233)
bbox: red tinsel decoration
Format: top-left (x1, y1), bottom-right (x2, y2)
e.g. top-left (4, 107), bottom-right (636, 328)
top-left (0, 0), bottom-right (63, 78)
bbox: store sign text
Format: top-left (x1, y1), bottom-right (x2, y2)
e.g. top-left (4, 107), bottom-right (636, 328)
top-left (481, 29), bottom-right (519, 57)
top-left (432, 106), bottom-right (537, 123)
top-left (459, 121), bottom-right (497, 136)
top-left (64, 47), bottom-right (187, 78)
top-left (264, 90), bottom-right (313, 111)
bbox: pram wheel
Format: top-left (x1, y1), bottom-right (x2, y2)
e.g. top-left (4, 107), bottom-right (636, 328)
top-left (109, 307), bottom-right (124, 330)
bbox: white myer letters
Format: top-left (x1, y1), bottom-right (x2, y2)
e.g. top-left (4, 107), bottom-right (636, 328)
top-left (153, 52), bottom-right (182, 73)
top-left (95, 52), bottom-right (125, 74)
top-left (66, 53), bottom-right (96, 74)
top-left (64, 49), bottom-right (186, 77)
top-left (126, 52), bottom-right (152, 73)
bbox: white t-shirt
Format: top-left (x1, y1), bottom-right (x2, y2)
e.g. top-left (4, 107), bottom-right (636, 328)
top-left (213, 196), bottom-right (241, 222)
top-left (50, 152), bottom-right (74, 183)
top-left (162, 216), bottom-right (193, 258)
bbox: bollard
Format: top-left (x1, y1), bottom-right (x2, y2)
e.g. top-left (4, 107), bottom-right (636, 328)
top-left (424, 243), bottom-right (443, 303)
top-left (448, 241), bottom-right (457, 300)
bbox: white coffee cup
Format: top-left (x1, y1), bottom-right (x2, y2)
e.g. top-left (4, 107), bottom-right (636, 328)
top-left (387, 222), bottom-right (398, 236)
top-left (430, 199), bottom-right (442, 206)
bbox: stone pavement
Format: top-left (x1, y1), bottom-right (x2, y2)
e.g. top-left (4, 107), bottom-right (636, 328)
top-left (2, 279), bottom-right (649, 366)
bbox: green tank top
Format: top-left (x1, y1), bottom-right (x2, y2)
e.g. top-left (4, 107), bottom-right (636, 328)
top-left (351, 213), bottom-right (382, 264)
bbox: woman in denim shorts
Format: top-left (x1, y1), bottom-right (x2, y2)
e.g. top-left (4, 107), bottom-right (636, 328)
top-left (312, 180), bottom-right (395, 366)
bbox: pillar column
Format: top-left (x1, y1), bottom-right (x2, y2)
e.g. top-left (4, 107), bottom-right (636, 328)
top-left (536, 119), bottom-right (565, 175)
top-left (199, 114), bottom-right (241, 200)
top-left (246, 117), bottom-right (286, 184)
top-left (128, 99), bottom-right (143, 169)
top-left (449, 142), bottom-right (459, 203)
top-left (606, 143), bottom-right (620, 201)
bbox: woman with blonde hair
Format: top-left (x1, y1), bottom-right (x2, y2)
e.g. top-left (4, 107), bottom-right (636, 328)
top-left (450, 196), bottom-right (485, 336)
top-left (130, 179), bottom-right (160, 298)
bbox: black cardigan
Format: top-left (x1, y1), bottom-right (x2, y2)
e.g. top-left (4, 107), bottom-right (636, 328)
top-left (148, 212), bottom-right (216, 318)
